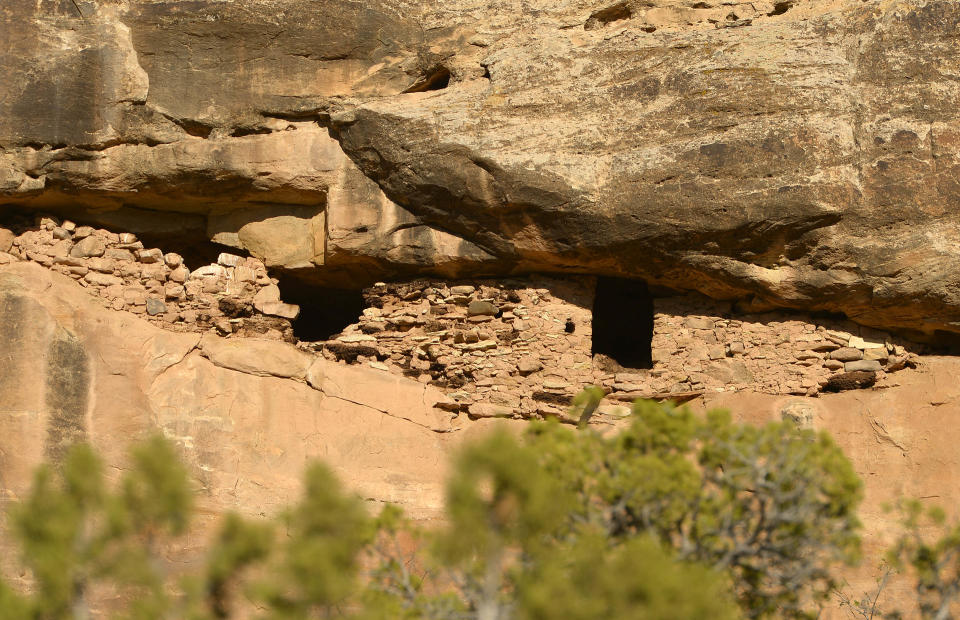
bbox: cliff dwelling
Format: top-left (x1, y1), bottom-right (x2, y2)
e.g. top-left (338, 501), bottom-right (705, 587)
top-left (0, 214), bottom-right (923, 424)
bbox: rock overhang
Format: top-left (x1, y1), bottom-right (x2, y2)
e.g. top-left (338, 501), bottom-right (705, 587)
top-left (0, 0), bottom-right (958, 337)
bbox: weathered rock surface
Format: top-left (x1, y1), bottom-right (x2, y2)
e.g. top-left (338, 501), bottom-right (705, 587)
top-left (1, 259), bottom-right (959, 617)
top-left (0, 0), bottom-right (496, 287)
top-left (329, 0), bottom-right (960, 337)
top-left (0, 262), bottom-right (456, 520)
top-left (2, 0), bottom-right (960, 335)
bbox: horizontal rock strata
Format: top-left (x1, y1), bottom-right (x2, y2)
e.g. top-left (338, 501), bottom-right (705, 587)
top-left (1, 1), bottom-right (960, 336)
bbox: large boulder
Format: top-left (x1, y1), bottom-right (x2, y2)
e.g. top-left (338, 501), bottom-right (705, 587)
top-left (328, 0), bottom-right (960, 336)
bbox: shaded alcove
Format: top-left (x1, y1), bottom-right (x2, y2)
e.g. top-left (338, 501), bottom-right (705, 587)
top-left (403, 65), bottom-right (450, 93)
top-left (275, 273), bottom-right (364, 342)
top-left (592, 276), bottom-right (654, 369)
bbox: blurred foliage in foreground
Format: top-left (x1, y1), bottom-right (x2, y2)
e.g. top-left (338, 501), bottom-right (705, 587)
top-left (0, 398), bottom-right (877, 619)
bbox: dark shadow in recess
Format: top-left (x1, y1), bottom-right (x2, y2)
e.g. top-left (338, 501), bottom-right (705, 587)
top-left (768, 1), bottom-right (792, 16)
top-left (403, 66), bottom-right (451, 93)
top-left (592, 276), bottom-right (654, 369)
top-left (585, 1), bottom-right (632, 30)
top-left (275, 272), bottom-right (364, 342)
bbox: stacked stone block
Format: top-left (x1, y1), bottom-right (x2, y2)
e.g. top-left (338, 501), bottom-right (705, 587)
top-left (650, 296), bottom-right (917, 398)
top-left (317, 279), bottom-right (920, 419)
top-left (0, 216), bottom-right (922, 423)
top-left (0, 217), bottom-right (298, 340)
top-left (305, 277), bottom-right (599, 420)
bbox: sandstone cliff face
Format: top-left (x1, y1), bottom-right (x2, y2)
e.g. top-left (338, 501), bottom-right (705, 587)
top-left (0, 262), bottom-right (458, 521)
top-left (2, 0), bottom-right (960, 615)
top-left (2, 0), bottom-right (960, 336)
top-left (0, 261), bottom-right (958, 612)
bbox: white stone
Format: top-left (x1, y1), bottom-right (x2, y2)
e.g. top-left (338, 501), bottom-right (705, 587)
top-left (217, 253), bottom-right (243, 267)
top-left (849, 336), bottom-right (885, 350)
top-left (260, 301), bottom-right (300, 320)
top-left (83, 272), bottom-right (122, 286)
top-left (338, 334), bottom-right (376, 343)
top-left (137, 248), bottom-right (164, 264)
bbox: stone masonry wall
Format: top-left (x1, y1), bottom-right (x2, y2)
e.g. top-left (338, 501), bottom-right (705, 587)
top-left (0, 216), bottom-right (299, 340)
top-left (0, 215), bottom-right (922, 425)
top-left (308, 277), bottom-right (599, 421)
top-left (651, 296), bottom-right (918, 398)
top-left (316, 278), bottom-right (920, 421)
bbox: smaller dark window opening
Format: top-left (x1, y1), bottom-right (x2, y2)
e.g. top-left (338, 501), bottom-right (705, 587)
top-left (930, 331), bottom-right (960, 355)
top-left (230, 126), bottom-right (272, 138)
top-left (592, 277), bottom-right (654, 369)
top-left (275, 273), bottom-right (364, 342)
top-left (168, 116), bottom-right (214, 139)
top-left (403, 66), bottom-right (451, 93)
top-left (768, 1), bottom-right (792, 16)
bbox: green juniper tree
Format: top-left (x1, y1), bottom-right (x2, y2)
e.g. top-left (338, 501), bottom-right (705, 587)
top-left (400, 428), bottom-right (742, 620)
top-left (253, 463), bottom-right (374, 620)
top-left (525, 400), bottom-right (863, 618)
top-left (0, 397), bottom-right (867, 620)
top-left (0, 436), bottom-right (192, 620)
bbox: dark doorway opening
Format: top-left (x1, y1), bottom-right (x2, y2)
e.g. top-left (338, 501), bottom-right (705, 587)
top-left (592, 277), bottom-right (654, 369)
top-left (275, 273), bottom-right (364, 342)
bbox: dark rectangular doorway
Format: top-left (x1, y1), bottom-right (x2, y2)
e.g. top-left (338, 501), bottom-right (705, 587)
top-left (592, 277), bottom-right (654, 369)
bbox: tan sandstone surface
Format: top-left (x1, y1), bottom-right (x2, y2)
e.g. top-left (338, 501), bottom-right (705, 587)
top-left (0, 260), bottom-right (957, 614)
top-left (2, 0), bottom-right (960, 616)
top-left (701, 376), bottom-right (960, 613)
top-left (0, 261), bottom-right (459, 522)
